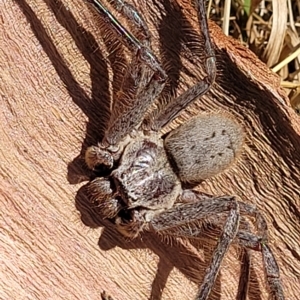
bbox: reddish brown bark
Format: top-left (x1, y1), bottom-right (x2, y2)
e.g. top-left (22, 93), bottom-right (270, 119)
top-left (0, 1), bottom-right (299, 299)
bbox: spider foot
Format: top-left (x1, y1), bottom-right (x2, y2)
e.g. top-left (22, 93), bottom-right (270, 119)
top-left (85, 145), bottom-right (114, 170)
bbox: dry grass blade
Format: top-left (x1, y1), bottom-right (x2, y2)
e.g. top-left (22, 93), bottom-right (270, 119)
top-left (261, 0), bottom-right (287, 66)
top-left (210, 0), bottom-right (300, 112)
top-left (272, 44), bottom-right (300, 73)
top-left (222, 0), bottom-right (231, 35)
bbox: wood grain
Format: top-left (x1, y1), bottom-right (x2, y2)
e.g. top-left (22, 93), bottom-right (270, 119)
top-left (0, 0), bottom-right (299, 299)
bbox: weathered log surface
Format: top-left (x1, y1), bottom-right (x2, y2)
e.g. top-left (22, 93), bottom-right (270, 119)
top-left (0, 0), bottom-right (299, 299)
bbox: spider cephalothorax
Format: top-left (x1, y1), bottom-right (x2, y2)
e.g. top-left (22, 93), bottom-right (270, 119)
top-left (83, 1), bottom-right (284, 299)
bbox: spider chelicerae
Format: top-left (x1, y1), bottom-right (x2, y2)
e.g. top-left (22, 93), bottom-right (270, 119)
top-left (83, 0), bottom-right (284, 299)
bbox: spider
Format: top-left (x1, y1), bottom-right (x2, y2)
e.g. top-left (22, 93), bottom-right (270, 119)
top-left (84, 0), bottom-right (284, 299)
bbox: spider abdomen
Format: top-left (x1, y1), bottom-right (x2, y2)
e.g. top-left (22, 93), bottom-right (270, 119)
top-left (164, 113), bottom-right (245, 183)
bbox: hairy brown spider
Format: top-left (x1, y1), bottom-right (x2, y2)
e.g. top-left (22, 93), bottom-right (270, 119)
top-left (84, 1), bottom-right (284, 299)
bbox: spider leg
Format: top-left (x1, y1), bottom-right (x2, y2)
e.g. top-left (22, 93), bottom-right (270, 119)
top-left (236, 201), bottom-right (284, 300)
top-left (87, 0), bottom-right (167, 147)
top-left (236, 231), bottom-right (284, 300)
top-left (149, 195), bottom-right (240, 300)
top-left (147, 0), bottom-right (216, 131)
top-left (180, 191), bottom-right (284, 300)
top-left (100, 0), bottom-right (151, 45)
top-left (179, 191), bottom-right (251, 300)
top-left (104, 52), bottom-right (166, 146)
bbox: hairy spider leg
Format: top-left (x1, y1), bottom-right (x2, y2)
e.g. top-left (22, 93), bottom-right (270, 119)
top-left (147, 0), bottom-right (217, 130)
top-left (149, 192), bottom-right (284, 300)
top-left (150, 195), bottom-right (240, 300)
top-left (101, 0), bottom-right (151, 46)
top-left (87, 0), bottom-right (150, 49)
top-left (152, 189), bottom-right (284, 300)
top-left (237, 202), bottom-right (284, 300)
top-left (185, 192), bottom-right (284, 300)
top-left (236, 232), bottom-right (284, 300)
top-left (88, 0), bottom-right (167, 147)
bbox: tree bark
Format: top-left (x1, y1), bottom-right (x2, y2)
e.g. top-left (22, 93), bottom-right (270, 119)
top-left (0, 0), bottom-right (299, 300)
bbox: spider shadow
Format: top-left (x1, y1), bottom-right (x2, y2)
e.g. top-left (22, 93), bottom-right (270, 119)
top-left (14, 0), bottom-right (113, 183)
